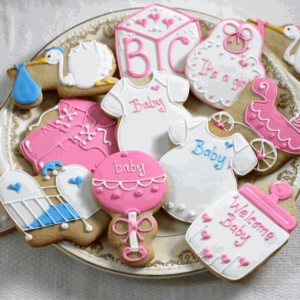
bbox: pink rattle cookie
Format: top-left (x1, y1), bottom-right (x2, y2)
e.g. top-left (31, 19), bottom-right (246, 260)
top-left (92, 150), bottom-right (167, 267)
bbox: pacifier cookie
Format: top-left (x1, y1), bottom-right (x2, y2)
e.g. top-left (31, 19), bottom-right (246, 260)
top-left (92, 151), bottom-right (167, 267)
top-left (0, 161), bottom-right (110, 247)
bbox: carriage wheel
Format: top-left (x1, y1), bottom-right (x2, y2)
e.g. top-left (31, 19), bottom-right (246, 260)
top-left (250, 138), bottom-right (277, 172)
top-left (209, 112), bottom-right (235, 131)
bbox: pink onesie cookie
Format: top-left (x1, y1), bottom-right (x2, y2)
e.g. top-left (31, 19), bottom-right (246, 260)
top-left (92, 150), bottom-right (167, 267)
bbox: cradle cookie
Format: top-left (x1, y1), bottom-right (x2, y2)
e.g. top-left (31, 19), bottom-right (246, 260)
top-left (209, 77), bottom-right (300, 175)
top-left (7, 40), bottom-right (118, 109)
top-left (185, 19), bottom-right (266, 109)
top-left (115, 3), bottom-right (201, 79)
top-left (0, 161), bottom-right (110, 247)
top-left (101, 70), bottom-right (191, 160)
top-left (186, 181), bottom-right (297, 283)
top-left (92, 151), bottom-right (167, 268)
top-left (160, 116), bottom-right (257, 223)
top-left (20, 98), bottom-right (118, 174)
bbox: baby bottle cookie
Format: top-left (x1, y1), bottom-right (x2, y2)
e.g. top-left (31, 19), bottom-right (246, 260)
top-left (0, 161), bottom-right (110, 247)
top-left (186, 181), bottom-right (297, 283)
top-left (92, 151), bottom-right (167, 267)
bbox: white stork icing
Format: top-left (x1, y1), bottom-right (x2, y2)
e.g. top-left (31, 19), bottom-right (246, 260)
top-left (283, 25), bottom-right (300, 74)
top-left (44, 40), bottom-right (114, 88)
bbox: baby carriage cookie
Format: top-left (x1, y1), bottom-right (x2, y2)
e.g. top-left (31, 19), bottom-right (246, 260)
top-left (7, 40), bottom-right (118, 109)
top-left (0, 161), bottom-right (110, 247)
top-left (186, 181), bottom-right (297, 283)
top-left (92, 151), bottom-right (167, 267)
top-left (101, 71), bottom-right (191, 160)
top-left (185, 19), bottom-right (266, 109)
top-left (115, 3), bottom-right (201, 79)
top-left (160, 116), bottom-right (257, 223)
top-left (20, 99), bottom-right (118, 174)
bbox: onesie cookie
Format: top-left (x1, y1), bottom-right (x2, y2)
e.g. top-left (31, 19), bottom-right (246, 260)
top-left (115, 3), bottom-right (201, 78)
top-left (185, 19), bottom-right (266, 109)
top-left (101, 70), bottom-right (191, 160)
top-left (92, 151), bottom-right (167, 267)
top-left (7, 40), bottom-right (118, 109)
top-left (160, 116), bottom-right (257, 223)
top-left (20, 99), bottom-right (118, 174)
top-left (0, 161), bottom-right (110, 247)
top-left (186, 181), bottom-right (297, 283)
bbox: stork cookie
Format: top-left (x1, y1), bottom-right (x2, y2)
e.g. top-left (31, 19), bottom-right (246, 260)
top-left (92, 151), bottom-right (167, 267)
top-left (115, 3), bottom-right (201, 79)
top-left (185, 19), bottom-right (266, 109)
top-left (0, 161), bottom-right (110, 247)
top-left (7, 40), bottom-right (118, 109)
top-left (186, 181), bottom-right (297, 283)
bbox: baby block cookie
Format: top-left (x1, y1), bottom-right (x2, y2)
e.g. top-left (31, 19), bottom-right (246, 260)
top-left (0, 161), bottom-right (110, 247)
top-left (7, 40), bottom-right (118, 109)
top-left (186, 181), bottom-right (297, 283)
top-left (92, 151), bottom-right (167, 267)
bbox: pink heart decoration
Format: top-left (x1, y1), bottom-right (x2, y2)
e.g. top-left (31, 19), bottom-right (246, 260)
top-left (234, 195), bottom-right (239, 200)
top-left (255, 150), bottom-right (266, 161)
top-left (201, 230), bottom-right (211, 240)
top-left (238, 257), bottom-right (250, 267)
top-left (221, 254), bottom-right (231, 264)
top-left (239, 59), bottom-right (249, 68)
top-left (151, 85), bottom-right (160, 91)
top-left (163, 18), bottom-right (174, 29)
top-left (215, 120), bottom-right (225, 129)
top-left (136, 18), bottom-right (148, 28)
top-left (203, 247), bottom-right (214, 258)
top-left (149, 13), bottom-right (160, 23)
top-left (202, 212), bottom-right (212, 222)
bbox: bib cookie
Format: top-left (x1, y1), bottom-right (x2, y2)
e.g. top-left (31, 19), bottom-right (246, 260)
top-left (186, 181), bottom-right (297, 283)
top-left (92, 151), bottom-right (167, 267)
top-left (185, 19), bottom-right (266, 109)
top-left (160, 117), bottom-right (257, 223)
top-left (0, 161), bottom-right (110, 247)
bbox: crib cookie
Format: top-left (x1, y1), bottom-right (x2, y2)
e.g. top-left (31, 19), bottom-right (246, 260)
top-left (92, 151), bottom-right (167, 267)
top-left (20, 99), bottom-right (118, 174)
top-left (186, 181), bottom-right (297, 283)
top-left (115, 3), bottom-right (201, 79)
top-left (160, 116), bottom-right (257, 223)
top-left (209, 77), bottom-right (300, 175)
top-left (101, 70), bottom-right (191, 160)
top-left (7, 40), bottom-right (118, 109)
top-left (185, 19), bottom-right (266, 109)
top-left (0, 161), bottom-right (110, 247)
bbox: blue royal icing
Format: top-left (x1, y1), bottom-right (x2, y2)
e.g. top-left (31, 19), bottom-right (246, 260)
top-left (42, 161), bottom-right (64, 176)
top-left (225, 141), bottom-right (233, 149)
top-left (44, 46), bottom-right (64, 53)
top-left (8, 182), bottom-right (22, 193)
top-left (69, 176), bottom-right (82, 188)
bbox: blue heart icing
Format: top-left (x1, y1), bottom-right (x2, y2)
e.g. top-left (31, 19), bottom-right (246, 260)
top-left (69, 176), bottom-right (82, 188)
top-left (225, 141), bottom-right (233, 149)
top-left (8, 182), bottom-right (22, 193)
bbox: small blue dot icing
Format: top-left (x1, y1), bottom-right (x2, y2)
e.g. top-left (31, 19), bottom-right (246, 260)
top-left (8, 182), bottom-right (22, 193)
top-left (69, 176), bottom-right (82, 188)
top-left (44, 46), bottom-right (64, 53)
top-left (42, 161), bottom-right (64, 176)
top-left (12, 62), bottom-right (41, 105)
top-left (225, 141), bottom-right (233, 149)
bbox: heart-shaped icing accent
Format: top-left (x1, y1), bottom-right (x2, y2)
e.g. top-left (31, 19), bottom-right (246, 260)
top-left (221, 254), bottom-right (231, 264)
top-left (225, 141), bottom-right (233, 149)
top-left (239, 59), bottom-right (249, 68)
top-left (203, 247), bottom-right (214, 258)
top-left (69, 176), bottom-right (83, 188)
top-left (234, 195), bottom-right (239, 200)
top-left (215, 120), bottom-right (225, 129)
top-left (201, 230), bottom-right (211, 240)
top-left (202, 212), bottom-right (212, 222)
top-left (151, 85), bottom-right (160, 91)
top-left (238, 257), bottom-right (250, 267)
top-left (255, 150), bottom-right (266, 161)
top-left (136, 18), bottom-right (148, 28)
top-left (149, 13), bottom-right (160, 23)
top-left (8, 182), bottom-right (22, 193)
top-left (163, 18), bottom-right (174, 29)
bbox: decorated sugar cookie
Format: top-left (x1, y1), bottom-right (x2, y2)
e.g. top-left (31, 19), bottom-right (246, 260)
top-left (92, 151), bottom-right (167, 267)
top-left (7, 40), bottom-right (118, 109)
top-left (101, 71), bottom-right (191, 160)
top-left (186, 181), bottom-right (297, 283)
top-left (160, 116), bottom-right (257, 223)
top-left (115, 3), bottom-right (201, 79)
top-left (209, 77), bottom-right (300, 175)
top-left (20, 99), bottom-right (118, 174)
top-left (0, 161), bottom-right (110, 247)
top-left (185, 19), bottom-right (266, 109)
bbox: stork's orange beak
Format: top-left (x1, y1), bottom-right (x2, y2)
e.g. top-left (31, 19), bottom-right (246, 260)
top-left (247, 19), bottom-right (284, 34)
top-left (9, 57), bottom-right (48, 70)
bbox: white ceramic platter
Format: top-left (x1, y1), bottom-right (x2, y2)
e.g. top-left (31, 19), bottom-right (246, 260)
top-left (0, 8), bottom-right (300, 278)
